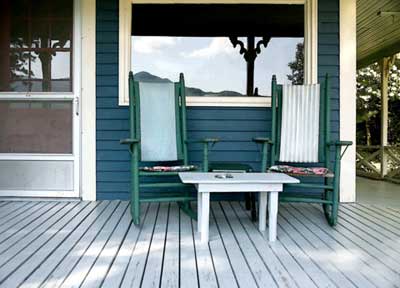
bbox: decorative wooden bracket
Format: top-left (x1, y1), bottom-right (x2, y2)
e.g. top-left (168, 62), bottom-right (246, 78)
top-left (229, 36), bottom-right (271, 95)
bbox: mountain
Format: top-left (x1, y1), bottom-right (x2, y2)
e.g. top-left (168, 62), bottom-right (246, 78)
top-left (133, 71), bottom-right (172, 83)
top-left (133, 71), bottom-right (244, 96)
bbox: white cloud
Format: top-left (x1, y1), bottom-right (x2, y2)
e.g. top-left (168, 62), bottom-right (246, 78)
top-left (183, 38), bottom-right (235, 58)
top-left (132, 37), bottom-right (177, 54)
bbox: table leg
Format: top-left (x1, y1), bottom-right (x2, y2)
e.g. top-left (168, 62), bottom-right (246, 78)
top-left (200, 192), bottom-right (210, 244)
top-left (258, 192), bottom-right (268, 231)
top-left (268, 191), bottom-right (279, 241)
top-left (197, 192), bottom-right (202, 232)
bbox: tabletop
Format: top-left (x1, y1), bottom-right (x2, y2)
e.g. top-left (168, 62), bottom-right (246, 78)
top-left (179, 172), bottom-right (300, 184)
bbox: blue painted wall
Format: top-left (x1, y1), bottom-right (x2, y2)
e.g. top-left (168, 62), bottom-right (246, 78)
top-left (96, 0), bottom-right (339, 200)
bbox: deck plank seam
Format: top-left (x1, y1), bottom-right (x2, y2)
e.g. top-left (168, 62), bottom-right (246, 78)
top-left (213, 202), bottom-right (260, 288)
top-left (158, 203), bottom-right (170, 288)
top-left (80, 201), bottom-right (130, 287)
top-left (338, 206), bottom-right (400, 249)
top-left (290, 204), bottom-right (395, 286)
top-left (279, 205), bottom-right (368, 288)
top-left (221, 202), bottom-right (278, 288)
top-left (233, 202), bottom-right (298, 288)
top-left (315, 204), bottom-right (400, 269)
top-left (24, 201), bottom-right (103, 287)
top-left (210, 203), bottom-right (242, 287)
top-left (98, 209), bottom-right (134, 287)
top-left (24, 201), bottom-right (106, 288)
top-left (138, 203), bottom-right (161, 288)
top-left (339, 205), bottom-right (400, 240)
top-left (293, 204), bottom-right (399, 287)
top-left (0, 202), bottom-right (71, 250)
top-left (355, 204), bottom-right (400, 228)
top-left (0, 201), bottom-right (99, 287)
top-left (0, 202), bottom-right (80, 258)
top-left (0, 202), bottom-right (49, 233)
top-left (35, 201), bottom-right (110, 288)
top-left (0, 201), bottom-right (94, 279)
top-left (105, 203), bottom-right (150, 288)
top-left (276, 213), bottom-right (348, 288)
top-left (0, 202), bottom-right (31, 220)
top-left (237, 202), bottom-right (321, 288)
top-left (189, 211), bottom-right (205, 288)
top-left (47, 201), bottom-right (118, 288)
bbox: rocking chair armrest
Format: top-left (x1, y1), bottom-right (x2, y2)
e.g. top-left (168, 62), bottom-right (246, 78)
top-left (327, 140), bottom-right (353, 147)
top-left (185, 138), bottom-right (220, 144)
top-left (253, 137), bottom-right (273, 144)
top-left (328, 140), bottom-right (353, 160)
top-left (120, 138), bottom-right (140, 145)
top-left (186, 138), bottom-right (219, 172)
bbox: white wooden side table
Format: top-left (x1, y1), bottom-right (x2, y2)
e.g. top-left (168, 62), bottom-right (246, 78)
top-left (179, 172), bottom-right (299, 243)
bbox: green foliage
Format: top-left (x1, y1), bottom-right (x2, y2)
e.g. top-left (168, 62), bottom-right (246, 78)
top-left (287, 42), bottom-right (304, 85)
top-left (357, 56), bottom-right (400, 145)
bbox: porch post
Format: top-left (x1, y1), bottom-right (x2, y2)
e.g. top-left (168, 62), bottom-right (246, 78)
top-left (81, 0), bottom-right (97, 200)
top-left (380, 57), bottom-right (389, 178)
top-left (339, 0), bottom-right (356, 202)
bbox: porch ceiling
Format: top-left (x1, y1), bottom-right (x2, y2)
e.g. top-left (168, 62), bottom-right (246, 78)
top-left (357, 0), bottom-right (400, 68)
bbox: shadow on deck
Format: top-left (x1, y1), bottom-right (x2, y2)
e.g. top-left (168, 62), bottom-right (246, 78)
top-left (0, 200), bottom-right (399, 287)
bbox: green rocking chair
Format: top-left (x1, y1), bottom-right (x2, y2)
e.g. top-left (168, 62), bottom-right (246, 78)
top-left (254, 74), bottom-right (352, 225)
top-left (121, 72), bottom-right (218, 225)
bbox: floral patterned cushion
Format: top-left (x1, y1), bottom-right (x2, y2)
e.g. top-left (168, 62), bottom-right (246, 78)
top-left (140, 165), bottom-right (197, 172)
top-left (269, 165), bottom-right (332, 176)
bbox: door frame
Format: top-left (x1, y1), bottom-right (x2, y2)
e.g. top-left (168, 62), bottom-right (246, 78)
top-left (0, 0), bottom-right (82, 198)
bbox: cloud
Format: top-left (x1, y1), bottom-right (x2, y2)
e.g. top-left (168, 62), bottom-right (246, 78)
top-left (132, 37), bottom-right (177, 54)
top-left (183, 38), bottom-right (235, 58)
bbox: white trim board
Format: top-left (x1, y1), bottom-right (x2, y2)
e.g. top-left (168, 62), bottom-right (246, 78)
top-left (0, 190), bottom-right (79, 198)
top-left (119, 0), bottom-right (318, 106)
top-left (81, 0), bottom-right (97, 200)
top-left (339, 0), bottom-right (356, 202)
top-left (186, 96), bottom-right (271, 107)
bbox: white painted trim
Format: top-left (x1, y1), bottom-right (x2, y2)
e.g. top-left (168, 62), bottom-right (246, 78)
top-left (73, 0), bottom-right (82, 199)
top-left (0, 93), bottom-right (75, 99)
top-left (119, 0), bottom-right (318, 106)
top-left (304, 0), bottom-right (318, 84)
top-left (0, 154), bottom-right (74, 161)
top-left (119, 0), bottom-right (132, 106)
top-left (186, 96), bottom-right (271, 107)
top-left (339, 0), bottom-right (356, 203)
top-left (0, 190), bottom-right (78, 198)
top-left (81, 0), bottom-right (97, 201)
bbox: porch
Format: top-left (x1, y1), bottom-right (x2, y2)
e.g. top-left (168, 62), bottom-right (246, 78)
top-left (0, 200), bottom-right (399, 287)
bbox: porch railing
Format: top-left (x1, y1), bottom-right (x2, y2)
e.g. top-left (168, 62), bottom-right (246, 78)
top-left (356, 145), bottom-right (400, 183)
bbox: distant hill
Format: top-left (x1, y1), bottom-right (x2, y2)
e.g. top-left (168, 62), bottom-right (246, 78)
top-left (134, 71), bottom-right (172, 83)
top-left (133, 71), bottom-right (244, 96)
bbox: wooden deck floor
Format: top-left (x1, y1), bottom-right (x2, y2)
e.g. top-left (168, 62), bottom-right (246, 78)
top-left (0, 200), bottom-right (399, 288)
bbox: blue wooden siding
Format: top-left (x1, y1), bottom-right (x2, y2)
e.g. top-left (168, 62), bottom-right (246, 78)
top-left (96, 0), bottom-right (340, 200)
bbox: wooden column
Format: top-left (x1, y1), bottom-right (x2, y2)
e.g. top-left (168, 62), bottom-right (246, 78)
top-left (380, 57), bottom-right (390, 178)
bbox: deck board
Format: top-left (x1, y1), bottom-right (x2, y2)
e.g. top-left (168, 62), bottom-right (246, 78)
top-left (291, 204), bottom-right (398, 287)
top-left (160, 203), bottom-right (179, 288)
top-left (179, 207), bottom-right (198, 288)
top-left (23, 202), bottom-right (108, 288)
top-left (0, 200), bottom-right (399, 288)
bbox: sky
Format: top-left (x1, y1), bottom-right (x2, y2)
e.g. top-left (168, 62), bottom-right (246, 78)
top-left (131, 36), bottom-right (303, 96)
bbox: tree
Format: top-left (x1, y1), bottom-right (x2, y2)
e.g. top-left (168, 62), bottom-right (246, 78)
top-left (287, 42), bottom-right (304, 85)
top-left (356, 55), bottom-right (400, 145)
